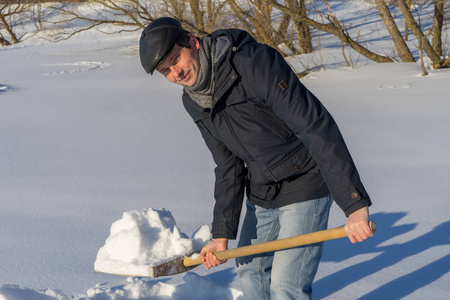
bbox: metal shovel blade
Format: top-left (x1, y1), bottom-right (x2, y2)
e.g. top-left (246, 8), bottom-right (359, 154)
top-left (149, 255), bottom-right (200, 277)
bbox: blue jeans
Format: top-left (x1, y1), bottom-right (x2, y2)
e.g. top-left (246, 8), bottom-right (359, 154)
top-left (235, 195), bottom-right (333, 300)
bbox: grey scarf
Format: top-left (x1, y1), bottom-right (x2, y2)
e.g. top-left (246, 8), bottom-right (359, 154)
top-left (184, 37), bottom-right (216, 109)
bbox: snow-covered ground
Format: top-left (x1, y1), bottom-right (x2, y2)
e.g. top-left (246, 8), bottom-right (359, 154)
top-left (1, 2), bottom-right (449, 299)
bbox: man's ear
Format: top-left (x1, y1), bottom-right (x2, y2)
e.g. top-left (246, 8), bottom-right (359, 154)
top-left (188, 32), bottom-right (200, 50)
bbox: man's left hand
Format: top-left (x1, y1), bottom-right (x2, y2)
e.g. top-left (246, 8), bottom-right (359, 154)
top-left (345, 206), bottom-right (373, 243)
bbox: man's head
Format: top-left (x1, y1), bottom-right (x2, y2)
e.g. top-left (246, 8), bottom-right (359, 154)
top-left (139, 17), bottom-right (201, 87)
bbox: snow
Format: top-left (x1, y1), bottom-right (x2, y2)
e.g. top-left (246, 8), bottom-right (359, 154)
top-left (1, 2), bottom-right (450, 299)
top-left (93, 208), bottom-right (210, 277)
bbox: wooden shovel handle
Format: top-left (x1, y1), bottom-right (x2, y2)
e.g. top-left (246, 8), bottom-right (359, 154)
top-left (184, 221), bottom-right (376, 267)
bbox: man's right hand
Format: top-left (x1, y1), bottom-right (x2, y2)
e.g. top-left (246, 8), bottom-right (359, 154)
top-left (199, 238), bottom-right (228, 270)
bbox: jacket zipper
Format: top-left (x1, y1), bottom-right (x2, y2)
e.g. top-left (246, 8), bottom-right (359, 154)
top-left (215, 67), bottom-right (232, 92)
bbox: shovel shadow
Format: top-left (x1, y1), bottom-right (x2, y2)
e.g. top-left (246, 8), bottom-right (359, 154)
top-left (314, 212), bottom-right (450, 299)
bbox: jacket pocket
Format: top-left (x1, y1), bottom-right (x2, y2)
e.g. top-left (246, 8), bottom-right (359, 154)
top-left (247, 180), bottom-right (281, 202)
top-left (246, 101), bottom-right (293, 141)
top-left (195, 113), bottom-right (223, 142)
top-left (264, 145), bottom-right (312, 182)
top-left (201, 120), bottom-right (223, 142)
top-left (246, 179), bottom-right (281, 208)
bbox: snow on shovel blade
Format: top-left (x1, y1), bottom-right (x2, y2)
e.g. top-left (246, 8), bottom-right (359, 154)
top-left (94, 253), bottom-right (202, 277)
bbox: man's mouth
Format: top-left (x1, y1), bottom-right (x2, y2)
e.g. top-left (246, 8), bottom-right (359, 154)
top-left (179, 70), bottom-right (190, 82)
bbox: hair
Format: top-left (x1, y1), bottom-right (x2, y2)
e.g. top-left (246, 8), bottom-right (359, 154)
top-left (175, 30), bottom-right (192, 48)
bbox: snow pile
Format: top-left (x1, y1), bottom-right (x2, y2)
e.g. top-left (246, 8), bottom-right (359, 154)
top-left (94, 208), bottom-right (211, 277)
top-left (81, 274), bottom-right (243, 300)
top-left (0, 274), bottom-right (245, 300)
top-left (0, 285), bottom-right (69, 300)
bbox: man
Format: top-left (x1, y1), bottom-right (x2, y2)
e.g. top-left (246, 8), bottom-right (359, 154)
top-left (139, 17), bottom-right (373, 299)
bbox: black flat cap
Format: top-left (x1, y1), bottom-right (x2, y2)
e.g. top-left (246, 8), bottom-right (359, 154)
top-left (139, 17), bottom-right (182, 74)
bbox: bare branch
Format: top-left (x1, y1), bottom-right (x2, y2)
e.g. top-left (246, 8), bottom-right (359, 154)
top-left (396, 0), bottom-right (443, 67)
top-left (374, 0), bottom-right (415, 62)
top-left (269, 0), bottom-right (394, 63)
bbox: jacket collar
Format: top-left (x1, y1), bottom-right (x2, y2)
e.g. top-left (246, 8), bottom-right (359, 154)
top-left (209, 30), bottom-right (256, 114)
top-left (183, 29), bottom-right (257, 115)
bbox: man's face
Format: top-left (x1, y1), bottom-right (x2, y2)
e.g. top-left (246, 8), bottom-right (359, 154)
top-left (156, 33), bottom-right (200, 87)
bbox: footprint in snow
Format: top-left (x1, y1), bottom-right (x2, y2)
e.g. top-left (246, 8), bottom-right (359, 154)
top-left (41, 61), bottom-right (111, 76)
top-left (0, 84), bottom-right (11, 93)
top-left (378, 83), bottom-right (413, 89)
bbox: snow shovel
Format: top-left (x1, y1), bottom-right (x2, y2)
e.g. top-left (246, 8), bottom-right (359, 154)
top-left (149, 221), bottom-right (377, 277)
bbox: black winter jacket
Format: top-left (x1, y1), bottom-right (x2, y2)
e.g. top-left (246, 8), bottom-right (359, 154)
top-left (182, 29), bottom-right (372, 239)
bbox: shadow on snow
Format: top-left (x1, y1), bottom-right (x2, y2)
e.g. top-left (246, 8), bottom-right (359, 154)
top-left (314, 212), bottom-right (450, 299)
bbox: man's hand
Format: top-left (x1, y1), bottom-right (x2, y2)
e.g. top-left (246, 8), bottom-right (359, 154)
top-left (345, 206), bottom-right (373, 243)
top-left (199, 238), bottom-right (228, 270)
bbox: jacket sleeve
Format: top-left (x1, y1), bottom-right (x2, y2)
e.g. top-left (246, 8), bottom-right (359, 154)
top-left (239, 44), bottom-right (371, 217)
top-left (183, 95), bottom-right (246, 239)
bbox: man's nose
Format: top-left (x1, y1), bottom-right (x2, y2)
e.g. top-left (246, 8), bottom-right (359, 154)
top-left (170, 65), bottom-right (182, 77)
